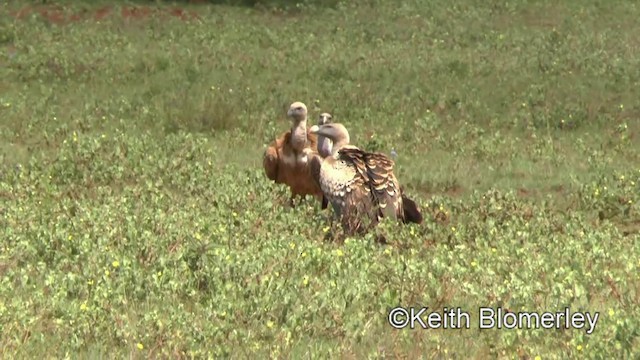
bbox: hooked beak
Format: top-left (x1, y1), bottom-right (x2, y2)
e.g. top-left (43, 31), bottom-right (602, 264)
top-left (318, 113), bottom-right (332, 125)
top-left (287, 108), bottom-right (294, 117)
top-left (309, 125), bottom-right (320, 134)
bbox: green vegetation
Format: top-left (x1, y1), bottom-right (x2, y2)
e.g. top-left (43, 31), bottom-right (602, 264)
top-left (1, 0), bottom-right (639, 358)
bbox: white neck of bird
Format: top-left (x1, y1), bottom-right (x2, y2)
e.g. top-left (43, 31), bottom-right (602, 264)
top-left (330, 137), bottom-right (349, 156)
top-left (290, 118), bottom-right (308, 151)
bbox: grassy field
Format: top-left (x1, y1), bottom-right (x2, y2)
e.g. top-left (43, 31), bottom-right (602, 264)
top-left (1, 0), bottom-right (639, 358)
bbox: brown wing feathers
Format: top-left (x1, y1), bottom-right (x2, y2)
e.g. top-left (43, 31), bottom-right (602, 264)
top-left (338, 147), bottom-right (402, 221)
top-left (264, 107), bottom-right (423, 235)
top-left (262, 102), bottom-right (324, 205)
top-left (263, 143), bottom-right (279, 182)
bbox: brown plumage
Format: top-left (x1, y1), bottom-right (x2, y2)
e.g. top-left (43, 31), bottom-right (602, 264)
top-left (399, 187), bottom-right (423, 224)
top-left (309, 123), bottom-right (422, 235)
top-left (263, 102), bottom-right (323, 207)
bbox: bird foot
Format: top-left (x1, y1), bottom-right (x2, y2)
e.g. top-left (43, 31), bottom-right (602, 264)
top-left (289, 194), bottom-right (304, 209)
top-left (323, 218), bottom-right (343, 243)
top-left (374, 233), bottom-right (388, 245)
top-left (333, 230), bottom-right (347, 245)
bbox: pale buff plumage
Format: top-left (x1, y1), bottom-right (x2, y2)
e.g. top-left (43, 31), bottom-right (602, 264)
top-left (263, 102), bottom-right (323, 207)
top-left (309, 123), bottom-right (422, 235)
top-left (316, 112), bottom-right (333, 158)
top-left (314, 112), bottom-right (333, 210)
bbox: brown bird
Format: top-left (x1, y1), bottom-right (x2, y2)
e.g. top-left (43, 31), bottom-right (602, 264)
top-left (309, 122), bottom-right (423, 235)
top-left (263, 101), bottom-right (324, 207)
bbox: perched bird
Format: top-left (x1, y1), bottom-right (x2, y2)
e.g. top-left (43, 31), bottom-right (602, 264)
top-left (314, 112), bottom-right (333, 210)
top-left (316, 112), bottom-right (333, 157)
top-left (263, 102), bottom-right (324, 207)
top-left (308, 123), bottom-right (423, 236)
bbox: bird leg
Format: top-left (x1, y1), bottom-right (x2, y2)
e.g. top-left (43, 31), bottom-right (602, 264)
top-left (289, 193), bottom-right (299, 208)
top-left (327, 202), bottom-right (340, 231)
top-left (322, 207), bottom-right (343, 242)
top-left (324, 217), bottom-right (343, 243)
top-left (289, 193), bottom-right (311, 208)
top-left (321, 195), bottom-right (329, 210)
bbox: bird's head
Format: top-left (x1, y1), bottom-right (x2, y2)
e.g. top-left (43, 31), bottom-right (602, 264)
top-left (309, 122), bottom-right (350, 150)
top-left (318, 112), bottom-right (333, 126)
top-left (287, 101), bottom-right (308, 123)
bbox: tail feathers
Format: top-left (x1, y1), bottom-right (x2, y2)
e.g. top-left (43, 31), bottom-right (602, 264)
top-left (401, 194), bottom-right (423, 224)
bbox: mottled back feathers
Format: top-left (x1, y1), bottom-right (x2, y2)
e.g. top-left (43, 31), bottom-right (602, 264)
top-left (310, 122), bottom-right (423, 235)
top-left (336, 147), bottom-right (404, 222)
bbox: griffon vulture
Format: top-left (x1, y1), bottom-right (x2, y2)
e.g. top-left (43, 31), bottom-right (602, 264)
top-left (316, 112), bottom-right (333, 157)
top-left (313, 112), bottom-right (333, 210)
top-left (308, 122), bottom-right (423, 235)
top-left (263, 101), bottom-right (324, 207)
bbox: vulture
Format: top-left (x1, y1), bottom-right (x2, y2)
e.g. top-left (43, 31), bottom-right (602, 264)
top-left (308, 122), bottom-right (423, 235)
top-left (262, 101), bottom-right (324, 207)
top-left (316, 112), bottom-right (333, 157)
top-left (314, 112), bottom-right (333, 210)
